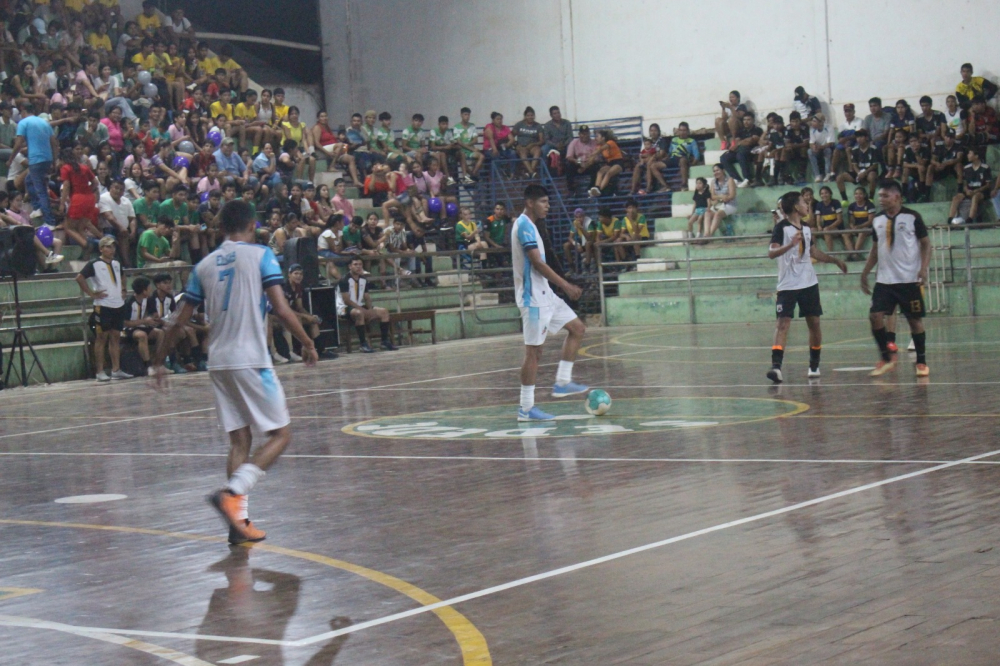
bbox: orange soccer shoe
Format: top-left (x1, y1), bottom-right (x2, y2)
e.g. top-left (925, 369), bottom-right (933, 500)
top-left (870, 360), bottom-right (897, 377)
top-left (229, 520), bottom-right (266, 545)
top-left (209, 490), bottom-right (265, 543)
top-left (915, 363), bottom-right (930, 377)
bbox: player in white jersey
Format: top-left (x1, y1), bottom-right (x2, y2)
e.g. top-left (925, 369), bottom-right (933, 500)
top-left (152, 200), bottom-right (318, 544)
top-left (512, 184), bottom-right (588, 421)
top-left (766, 191), bottom-right (846, 383)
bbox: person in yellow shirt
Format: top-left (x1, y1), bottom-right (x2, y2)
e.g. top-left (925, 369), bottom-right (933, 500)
top-left (271, 88), bottom-right (289, 127)
top-left (64, 0), bottom-right (88, 15)
top-left (217, 44), bottom-right (248, 93)
top-left (137, 1), bottom-right (161, 39)
top-left (86, 20), bottom-right (116, 68)
top-left (210, 96), bottom-right (234, 137)
top-left (196, 41), bottom-right (221, 80)
top-left (131, 38), bottom-right (156, 73)
top-left (234, 89), bottom-right (266, 153)
top-left (621, 198), bottom-right (650, 263)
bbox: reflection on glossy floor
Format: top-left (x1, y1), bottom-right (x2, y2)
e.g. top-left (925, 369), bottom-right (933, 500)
top-left (2, 317), bottom-right (1000, 665)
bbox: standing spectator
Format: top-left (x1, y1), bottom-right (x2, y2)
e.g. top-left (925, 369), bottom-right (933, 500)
top-left (836, 129), bottom-right (882, 202)
top-left (512, 106), bottom-right (544, 177)
top-left (714, 90), bottom-right (743, 150)
top-left (565, 124), bottom-right (598, 192)
top-left (792, 86), bottom-right (822, 118)
top-left (454, 106), bottom-right (484, 184)
top-left (832, 103), bottom-right (863, 175)
top-left (808, 113), bottom-right (835, 182)
top-left (60, 143), bottom-right (101, 257)
top-left (99, 179), bottom-right (136, 266)
top-left (76, 236), bottom-right (131, 381)
top-left (956, 63), bottom-right (998, 110)
top-left (702, 164), bottom-right (737, 240)
top-left (862, 97), bottom-right (892, 152)
top-left (720, 113), bottom-right (761, 188)
top-left (339, 256), bottom-right (397, 352)
top-left (541, 105), bottom-right (573, 170)
top-left (914, 95), bottom-right (946, 145)
top-left (951, 149), bottom-right (992, 224)
top-left (589, 129), bottom-right (624, 197)
top-left (10, 102), bottom-right (57, 227)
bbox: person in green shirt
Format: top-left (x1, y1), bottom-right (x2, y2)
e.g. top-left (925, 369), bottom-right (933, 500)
top-left (429, 115), bottom-right (458, 184)
top-left (621, 197), bottom-right (650, 263)
top-left (340, 215), bottom-right (363, 253)
top-left (159, 185), bottom-right (205, 260)
top-left (137, 217), bottom-right (178, 268)
top-left (132, 181), bottom-right (161, 231)
top-left (400, 113), bottom-right (427, 163)
top-left (374, 112), bottom-right (404, 165)
top-left (564, 207), bottom-right (597, 273)
top-left (454, 107), bottom-right (484, 184)
top-left (455, 206), bottom-right (488, 266)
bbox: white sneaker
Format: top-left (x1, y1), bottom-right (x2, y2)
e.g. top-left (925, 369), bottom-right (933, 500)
top-left (289, 351), bottom-right (303, 362)
top-left (807, 368), bottom-right (821, 378)
top-left (951, 216), bottom-right (964, 225)
top-left (823, 173), bottom-right (833, 182)
top-left (272, 353), bottom-right (289, 365)
top-left (907, 338), bottom-right (916, 351)
top-left (737, 179), bottom-right (750, 188)
top-left (445, 177), bottom-right (456, 187)
top-left (461, 175), bottom-right (475, 185)
top-left (588, 187), bottom-right (601, 197)
top-left (95, 372), bottom-right (111, 382)
top-left (45, 252), bottom-right (64, 265)
top-left (147, 366), bottom-right (156, 376)
top-left (29, 209), bottom-right (42, 219)
top-left (813, 176), bottom-right (823, 183)
top-left (111, 369), bottom-right (134, 380)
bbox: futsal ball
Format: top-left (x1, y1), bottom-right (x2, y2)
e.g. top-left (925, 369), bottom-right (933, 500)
top-left (585, 389), bottom-right (612, 416)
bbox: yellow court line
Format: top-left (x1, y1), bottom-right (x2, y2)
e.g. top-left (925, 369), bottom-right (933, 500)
top-left (0, 588), bottom-right (42, 603)
top-left (0, 519), bottom-right (491, 665)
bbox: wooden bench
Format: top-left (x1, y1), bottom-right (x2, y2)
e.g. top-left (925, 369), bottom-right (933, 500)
top-left (339, 310), bottom-right (436, 352)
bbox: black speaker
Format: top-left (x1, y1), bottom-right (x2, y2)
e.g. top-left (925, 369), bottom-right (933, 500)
top-left (306, 286), bottom-right (340, 350)
top-left (0, 226), bottom-right (37, 278)
top-left (284, 236), bottom-right (319, 288)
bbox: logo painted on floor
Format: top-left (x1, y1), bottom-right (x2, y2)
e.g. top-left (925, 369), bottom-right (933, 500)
top-left (343, 397), bottom-right (809, 440)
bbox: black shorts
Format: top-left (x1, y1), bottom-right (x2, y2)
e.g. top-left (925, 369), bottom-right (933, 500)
top-left (94, 304), bottom-right (127, 332)
top-left (607, 159), bottom-right (625, 169)
top-left (870, 282), bottom-right (925, 318)
top-left (776, 284), bottom-right (822, 319)
top-left (124, 325), bottom-right (154, 341)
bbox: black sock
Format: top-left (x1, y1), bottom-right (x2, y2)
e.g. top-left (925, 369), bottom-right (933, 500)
top-left (873, 327), bottom-right (891, 361)
top-left (886, 331), bottom-right (896, 344)
top-left (773, 161), bottom-right (783, 180)
top-left (913, 331), bottom-right (927, 365)
top-left (379, 321), bottom-right (390, 344)
top-left (838, 187), bottom-right (848, 201)
top-left (771, 346), bottom-right (784, 369)
top-left (355, 325), bottom-right (368, 345)
top-left (809, 346), bottom-right (821, 371)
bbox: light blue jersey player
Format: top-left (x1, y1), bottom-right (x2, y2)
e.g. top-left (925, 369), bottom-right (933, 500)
top-left (153, 200), bottom-right (318, 545)
top-left (512, 184), bottom-right (588, 421)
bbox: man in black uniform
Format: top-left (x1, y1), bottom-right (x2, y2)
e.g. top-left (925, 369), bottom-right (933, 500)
top-left (837, 129), bottom-right (882, 201)
top-left (861, 180), bottom-right (931, 377)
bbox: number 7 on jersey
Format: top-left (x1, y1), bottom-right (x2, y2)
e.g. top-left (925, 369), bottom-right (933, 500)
top-left (218, 267), bottom-right (235, 311)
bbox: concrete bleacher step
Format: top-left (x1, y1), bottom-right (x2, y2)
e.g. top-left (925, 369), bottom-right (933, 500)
top-left (1, 340), bottom-right (89, 384)
top-left (704, 150), bottom-right (725, 164)
top-left (0, 310), bottom-right (86, 346)
top-left (464, 292), bottom-right (499, 307)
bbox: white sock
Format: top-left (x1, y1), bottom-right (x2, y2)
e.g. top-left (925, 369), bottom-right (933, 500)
top-left (226, 463), bottom-right (265, 496)
top-left (237, 495), bottom-right (249, 521)
top-left (555, 361), bottom-right (574, 386)
top-left (520, 385), bottom-right (535, 412)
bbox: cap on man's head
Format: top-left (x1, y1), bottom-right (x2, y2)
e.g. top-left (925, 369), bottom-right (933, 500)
top-left (99, 236), bottom-right (116, 248)
top-left (221, 137), bottom-right (235, 146)
top-left (578, 125), bottom-right (590, 132)
top-left (287, 263), bottom-right (303, 273)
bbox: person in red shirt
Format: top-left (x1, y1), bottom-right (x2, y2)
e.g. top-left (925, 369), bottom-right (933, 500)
top-left (60, 142), bottom-right (102, 257)
top-left (969, 96), bottom-right (1000, 148)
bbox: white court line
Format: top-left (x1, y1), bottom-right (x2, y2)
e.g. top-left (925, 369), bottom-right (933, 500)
top-left (283, 445), bottom-right (1000, 647)
top-left (3, 451), bottom-right (1000, 466)
top-left (0, 407), bottom-right (214, 441)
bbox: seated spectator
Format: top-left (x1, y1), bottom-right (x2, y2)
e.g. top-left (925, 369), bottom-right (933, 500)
top-left (813, 185), bottom-right (843, 253)
top-left (482, 111), bottom-right (515, 172)
top-left (419, 158), bottom-right (457, 221)
top-left (541, 105), bottom-right (573, 171)
top-left (137, 216), bottom-right (181, 268)
top-left (792, 86), bottom-right (822, 118)
top-left (926, 129), bottom-right (964, 191)
top-left (364, 162), bottom-right (392, 208)
top-left (269, 211), bottom-right (306, 260)
top-left (800, 187), bottom-right (817, 228)
top-left (10, 61), bottom-right (47, 109)
top-left (137, 1), bottom-right (161, 39)
top-left (715, 90), bottom-right (743, 150)
top-left (123, 276), bottom-right (161, 374)
top-left (703, 163), bottom-right (737, 240)
top-left (483, 202), bottom-right (512, 268)
top-left (385, 215), bottom-right (416, 283)
top-left (943, 94), bottom-right (965, 142)
top-left (197, 161), bottom-right (222, 199)
top-left (836, 129), bottom-right (882, 202)
top-left (620, 198), bottom-right (650, 260)
top-left (164, 7), bottom-right (195, 46)
top-left (215, 136), bottom-right (256, 190)
top-left (781, 111), bottom-right (809, 184)
top-left (563, 207), bottom-right (597, 273)
top-left (630, 123), bottom-right (669, 195)
top-left (886, 100), bottom-right (916, 179)
top-left (845, 186), bottom-right (875, 259)
top-left (720, 113), bottom-right (761, 188)
top-left (99, 179), bottom-right (136, 267)
top-left (512, 106), bottom-right (544, 177)
top-left (250, 142), bottom-right (281, 198)
top-left (276, 139), bottom-right (305, 183)
top-left (832, 103), bottom-right (863, 174)
top-left (862, 97), bottom-right (891, 152)
top-left (956, 63), bottom-right (998, 110)
top-left (360, 211), bottom-right (388, 278)
top-left (755, 113), bottom-right (785, 187)
top-left (373, 111), bottom-right (404, 165)
top-left (400, 113), bottom-right (428, 165)
top-left (217, 43), bottom-right (248, 93)
top-left (665, 122), bottom-right (701, 191)
top-left (967, 96), bottom-right (1000, 149)
top-left (689, 177), bottom-right (711, 238)
top-left (454, 107), bottom-right (484, 184)
top-left (901, 134), bottom-right (931, 201)
top-left (565, 124), bottom-right (599, 192)
top-left (273, 263), bottom-right (322, 361)
top-left (455, 205), bottom-right (488, 265)
top-left (312, 109), bottom-right (358, 182)
top-left (589, 129), bottom-right (624, 197)
top-left (915, 95), bottom-right (946, 145)
top-left (152, 271), bottom-right (205, 372)
top-left (317, 213), bottom-right (346, 280)
top-left (0, 191), bottom-right (63, 268)
top-left (76, 236), bottom-right (132, 381)
top-left (331, 177), bottom-right (355, 219)
top-left (428, 115), bottom-right (459, 184)
top-left (808, 113), bottom-right (835, 182)
top-left (951, 149), bottom-right (993, 224)
top-left (197, 189), bottom-right (224, 251)
top-left (339, 256), bottom-right (398, 352)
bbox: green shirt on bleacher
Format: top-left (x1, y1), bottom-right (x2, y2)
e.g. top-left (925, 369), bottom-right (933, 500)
top-left (137, 228), bottom-right (170, 268)
top-left (341, 225), bottom-right (363, 249)
top-left (455, 219), bottom-right (477, 242)
top-left (159, 198), bottom-right (192, 225)
top-left (132, 197), bottom-right (160, 229)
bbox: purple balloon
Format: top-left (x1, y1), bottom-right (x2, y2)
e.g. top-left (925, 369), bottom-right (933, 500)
top-left (208, 130), bottom-right (223, 147)
top-left (427, 197), bottom-right (443, 215)
top-left (172, 155), bottom-right (190, 170)
top-left (200, 191), bottom-right (210, 203)
top-left (35, 225), bottom-right (53, 248)
top-left (445, 202), bottom-right (459, 217)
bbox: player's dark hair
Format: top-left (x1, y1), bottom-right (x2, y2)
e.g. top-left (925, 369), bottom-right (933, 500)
top-left (779, 191), bottom-right (801, 215)
top-left (156, 216), bottom-right (175, 229)
top-left (854, 128), bottom-right (869, 139)
top-left (460, 106), bottom-right (471, 114)
top-left (961, 62), bottom-right (973, 72)
top-left (523, 184), bottom-right (549, 201)
top-left (153, 272), bottom-right (172, 285)
top-left (869, 97), bottom-right (882, 106)
top-left (219, 199), bottom-right (255, 234)
top-left (131, 276), bottom-right (151, 293)
top-left (412, 113), bottom-right (424, 122)
top-left (919, 95), bottom-right (932, 106)
top-left (598, 206), bottom-right (612, 218)
top-left (878, 179), bottom-right (902, 195)
top-left (789, 111), bottom-right (801, 120)
top-left (438, 115), bottom-right (448, 124)
top-left (625, 197), bottom-right (639, 209)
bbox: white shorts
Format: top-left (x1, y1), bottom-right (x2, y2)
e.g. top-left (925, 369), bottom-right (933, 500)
top-left (520, 300), bottom-right (578, 347)
top-left (210, 368), bottom-right (290, 433)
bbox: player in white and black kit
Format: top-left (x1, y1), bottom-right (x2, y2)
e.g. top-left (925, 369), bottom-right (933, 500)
top-left (153, 200), bottom-right (318, 544)
top-left (861, 180), bottom-right (931, 377)
top-left (767, 191), bottom-right (847, 383)
top-left (75, 236), bottom-right (133, 382)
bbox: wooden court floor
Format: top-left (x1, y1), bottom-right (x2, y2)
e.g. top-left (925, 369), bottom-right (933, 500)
top-left (2, 317), bottom-right (1000, 665)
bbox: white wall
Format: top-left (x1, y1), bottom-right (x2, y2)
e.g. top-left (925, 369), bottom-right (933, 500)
top-left (320, 0), bottom-right (1000, 133)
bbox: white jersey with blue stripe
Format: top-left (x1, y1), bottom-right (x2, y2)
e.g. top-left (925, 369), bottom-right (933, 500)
top-left (511, 213), bottom-right (555, 309)
top-left (184, 240), bottom-right (284, 370)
